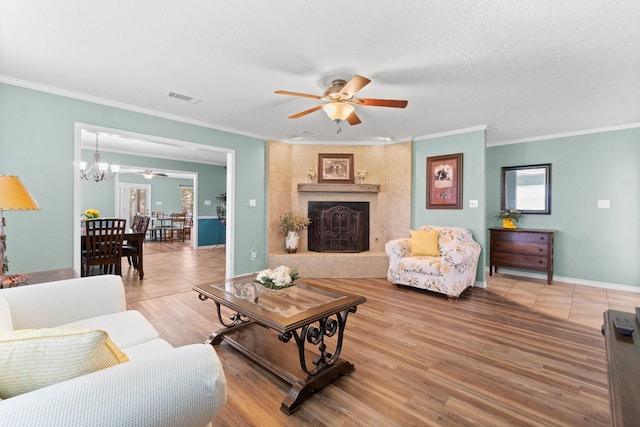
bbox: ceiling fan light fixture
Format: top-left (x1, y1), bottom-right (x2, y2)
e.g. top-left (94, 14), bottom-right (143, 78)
top-left (322, 102), bottom-right (354, 122)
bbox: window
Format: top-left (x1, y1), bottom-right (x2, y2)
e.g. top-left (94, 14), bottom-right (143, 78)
top-left (181, 186), bottom-right (194, 214)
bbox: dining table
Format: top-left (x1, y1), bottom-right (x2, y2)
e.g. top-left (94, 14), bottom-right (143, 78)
top-left (81, 228), bottom-right (146, 279)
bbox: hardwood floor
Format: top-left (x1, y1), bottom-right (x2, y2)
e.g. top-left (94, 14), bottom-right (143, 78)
top-left (122, 244), bottom-right (640, 426)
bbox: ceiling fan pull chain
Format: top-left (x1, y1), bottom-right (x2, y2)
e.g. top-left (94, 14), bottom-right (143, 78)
top-left (335, 119), bottom-right (342, 134)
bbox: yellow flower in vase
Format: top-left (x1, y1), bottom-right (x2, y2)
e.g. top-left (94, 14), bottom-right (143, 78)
top-left (83, 208), bottom-right (100, 219)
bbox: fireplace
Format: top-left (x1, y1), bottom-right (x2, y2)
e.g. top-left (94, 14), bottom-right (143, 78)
top-left (308, 202), bottom-right (369, 253)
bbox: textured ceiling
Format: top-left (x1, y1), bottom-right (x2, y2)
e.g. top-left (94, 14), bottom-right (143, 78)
top-left (1, 0), bottom-right (639, 151)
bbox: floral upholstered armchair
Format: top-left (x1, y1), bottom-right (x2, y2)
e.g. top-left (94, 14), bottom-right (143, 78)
top-left (385, 225), bottom-right (481, 299)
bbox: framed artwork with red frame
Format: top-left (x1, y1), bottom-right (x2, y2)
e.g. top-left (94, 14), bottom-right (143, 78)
top-left (426, 153), bottom-right (463, 209)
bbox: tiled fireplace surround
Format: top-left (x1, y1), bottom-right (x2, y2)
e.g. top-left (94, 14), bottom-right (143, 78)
top-left (267, 140), bottom-right (412, 278)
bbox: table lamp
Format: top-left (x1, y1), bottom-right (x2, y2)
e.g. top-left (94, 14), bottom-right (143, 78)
top-left (0, 175), bottom-right (40, 275)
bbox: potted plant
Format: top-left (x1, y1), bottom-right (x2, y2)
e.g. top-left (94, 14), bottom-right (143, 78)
top-left (496, 209), bottom-right (522, 229)
top-left (278, 211), bottom-right (311, 253)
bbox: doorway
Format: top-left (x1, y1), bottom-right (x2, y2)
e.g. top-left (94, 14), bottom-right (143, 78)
top-left (74, 123), bottom-right (235, 278)
top-left (117, 183), bottom-right (152, 228)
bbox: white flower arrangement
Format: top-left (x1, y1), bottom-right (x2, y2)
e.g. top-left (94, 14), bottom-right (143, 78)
top-left (356, 169), bottom-right (368, 179)
top-left (255, 265), bottom-right (300, 290)
top-left (306, 167), bottom-right (316, 178)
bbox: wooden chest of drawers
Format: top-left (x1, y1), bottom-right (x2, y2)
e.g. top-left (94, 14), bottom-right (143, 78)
top-left (489, 228), bottom-right (555, 285)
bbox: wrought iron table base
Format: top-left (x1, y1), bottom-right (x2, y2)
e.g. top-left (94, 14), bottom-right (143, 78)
top-left (202, 300), bottom-right (358, 414)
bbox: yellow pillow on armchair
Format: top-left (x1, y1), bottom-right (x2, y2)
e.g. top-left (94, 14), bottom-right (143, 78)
top-left (410, 230), bottom-right (440, 256)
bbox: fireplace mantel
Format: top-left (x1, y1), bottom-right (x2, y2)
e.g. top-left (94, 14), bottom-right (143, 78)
top-left (297, 183), bottom-right (380, 193)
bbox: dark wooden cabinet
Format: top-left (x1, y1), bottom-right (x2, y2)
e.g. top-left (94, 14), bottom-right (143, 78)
top-left (602, 310), bottom-right (640, 426)
top-left (489, 228), bottom-right (555, 285)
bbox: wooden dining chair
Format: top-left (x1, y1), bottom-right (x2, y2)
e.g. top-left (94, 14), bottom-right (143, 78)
top-left (168, 212), bottom-right (186, 242)
top-left (123, 215), bottom-right (150, 269)
top-left (183, 212), bottom-right (193, 241)
top-left (148, 212), bottom-right (164, 241)
top-left (81, 218), bottom-right (126, 277)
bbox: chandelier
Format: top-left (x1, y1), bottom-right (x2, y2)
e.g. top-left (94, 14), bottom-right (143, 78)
top-left (80, 133), bottom-right (119, 182)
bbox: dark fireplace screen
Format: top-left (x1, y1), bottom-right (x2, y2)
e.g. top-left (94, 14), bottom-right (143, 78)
top-left (308, 202), bottom-right (369, 253)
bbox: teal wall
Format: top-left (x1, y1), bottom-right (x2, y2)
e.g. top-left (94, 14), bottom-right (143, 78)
top-left (0, 83), bottom-right (266, 275)
top-left (486, 128), bottom-right (640, 287)
top-left (412, 130), bottom-right (487, 282)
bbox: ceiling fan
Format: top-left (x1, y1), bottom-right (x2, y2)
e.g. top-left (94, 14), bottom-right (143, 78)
top-left (133, 170), bottom-right (168, 180)
top-left (275, 75), bottom-right (408, 133)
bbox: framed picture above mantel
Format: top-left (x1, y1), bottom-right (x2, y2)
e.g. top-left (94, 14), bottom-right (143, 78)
top-left (317, 153), bottom-right (354, 184)
top-left (426, 153), bottom-right (463, 209)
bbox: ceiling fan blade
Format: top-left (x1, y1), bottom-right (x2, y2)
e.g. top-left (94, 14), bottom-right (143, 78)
top-left (357, 98), bottom-right (408, 108)
top-left (289, 105), bottom-right (323, 119)
top-left (346, 111), bottom-right (361, 126)
top-left (274, 90), bottom-right (322, 100)
top-left (339, 75), bottom-right (371, 97)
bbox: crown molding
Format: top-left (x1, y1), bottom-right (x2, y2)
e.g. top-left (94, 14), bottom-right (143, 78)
top-left (488, 122), bottom-right (640, 147)
top-left (413, 125), bottom-right (488, 142)
top-left (0, 75), bottom-right (266, 141)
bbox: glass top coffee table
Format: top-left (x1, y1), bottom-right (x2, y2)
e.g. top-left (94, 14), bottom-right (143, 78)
top-left (193, 274), bottom-right (367, 414)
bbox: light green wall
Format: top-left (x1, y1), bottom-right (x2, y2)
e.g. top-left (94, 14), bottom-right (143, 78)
top-left (486, 128), bottom-right (640, 287)
top-left (412, 130), bottom-right (487, 282)
top-left (0, 83), bottom-right (266, 275)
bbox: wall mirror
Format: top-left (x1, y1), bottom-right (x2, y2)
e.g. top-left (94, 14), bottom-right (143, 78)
top-left (501, 163), bottom-right (551, 214)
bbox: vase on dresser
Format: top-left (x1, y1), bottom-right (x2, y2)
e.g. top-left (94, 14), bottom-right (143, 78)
top-left (285, 231), bottom-right (299, 253)
top-left (502, 218), bottom-right (516, 229)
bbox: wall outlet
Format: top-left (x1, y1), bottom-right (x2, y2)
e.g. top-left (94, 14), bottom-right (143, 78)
top-left (249, 199), bottom-right (256, 207)
top-left (155, 201), bottom-right (162, 205)
top-left (250, 248), bottom-right (257, 261)
top-left (469, 200), bottom-right (479, 208)
top-left (597, 200), bottom-right (610, 209)
top-left (204, 200), bottom-right (211, 206)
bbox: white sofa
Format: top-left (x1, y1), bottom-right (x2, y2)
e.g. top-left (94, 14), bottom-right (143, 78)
top-left (0, 275), bottom-right (226, 427)
top-left (385, 225), bottom-right (481, 299)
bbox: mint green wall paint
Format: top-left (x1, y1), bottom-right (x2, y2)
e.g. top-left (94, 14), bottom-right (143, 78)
top-left (486, 128), bottom-right (640, 287)
top-left (413, 130), bottom-right (486, 282)
top-left (0, 83), bottom-right (266, 274)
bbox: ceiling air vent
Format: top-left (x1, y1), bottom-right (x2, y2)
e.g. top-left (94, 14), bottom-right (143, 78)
top-left (164, 91), bottom-right (203, 104)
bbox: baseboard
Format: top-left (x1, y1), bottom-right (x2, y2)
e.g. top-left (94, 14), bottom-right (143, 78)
top-left (484, 266), bottom-right (640, 294)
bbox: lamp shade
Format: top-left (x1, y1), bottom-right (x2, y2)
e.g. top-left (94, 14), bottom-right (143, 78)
top-left (0, 175), bottom-right (40, 211)
top-left (322, 102), bottom-right (355, 121)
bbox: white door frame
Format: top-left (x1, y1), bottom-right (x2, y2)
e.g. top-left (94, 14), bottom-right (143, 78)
top-left (73, 123), bottom-right (235, 278)
top-left (116, 182), bottom-right (152, 228)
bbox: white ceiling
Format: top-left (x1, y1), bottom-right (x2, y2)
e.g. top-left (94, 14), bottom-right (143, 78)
top-left (1, 1), bottom-right (639, 153)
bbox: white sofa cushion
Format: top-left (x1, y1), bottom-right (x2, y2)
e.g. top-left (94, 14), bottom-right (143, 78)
top-left (0, 296), bottom-right (12, 331)
top-left (59, 310), bottom-right (159, 349)
top-left (399, 256), bottom-right (442, 275)
top-left (1, 275), bottom-right (125, 330)
top-left (124, 338), bottom-right (174, 361)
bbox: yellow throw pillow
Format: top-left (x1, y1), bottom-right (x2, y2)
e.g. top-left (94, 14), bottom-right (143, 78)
top-left (410, 229), bottom-right (440, 256)
top-left (0, 328), bottom-right (129, 399)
